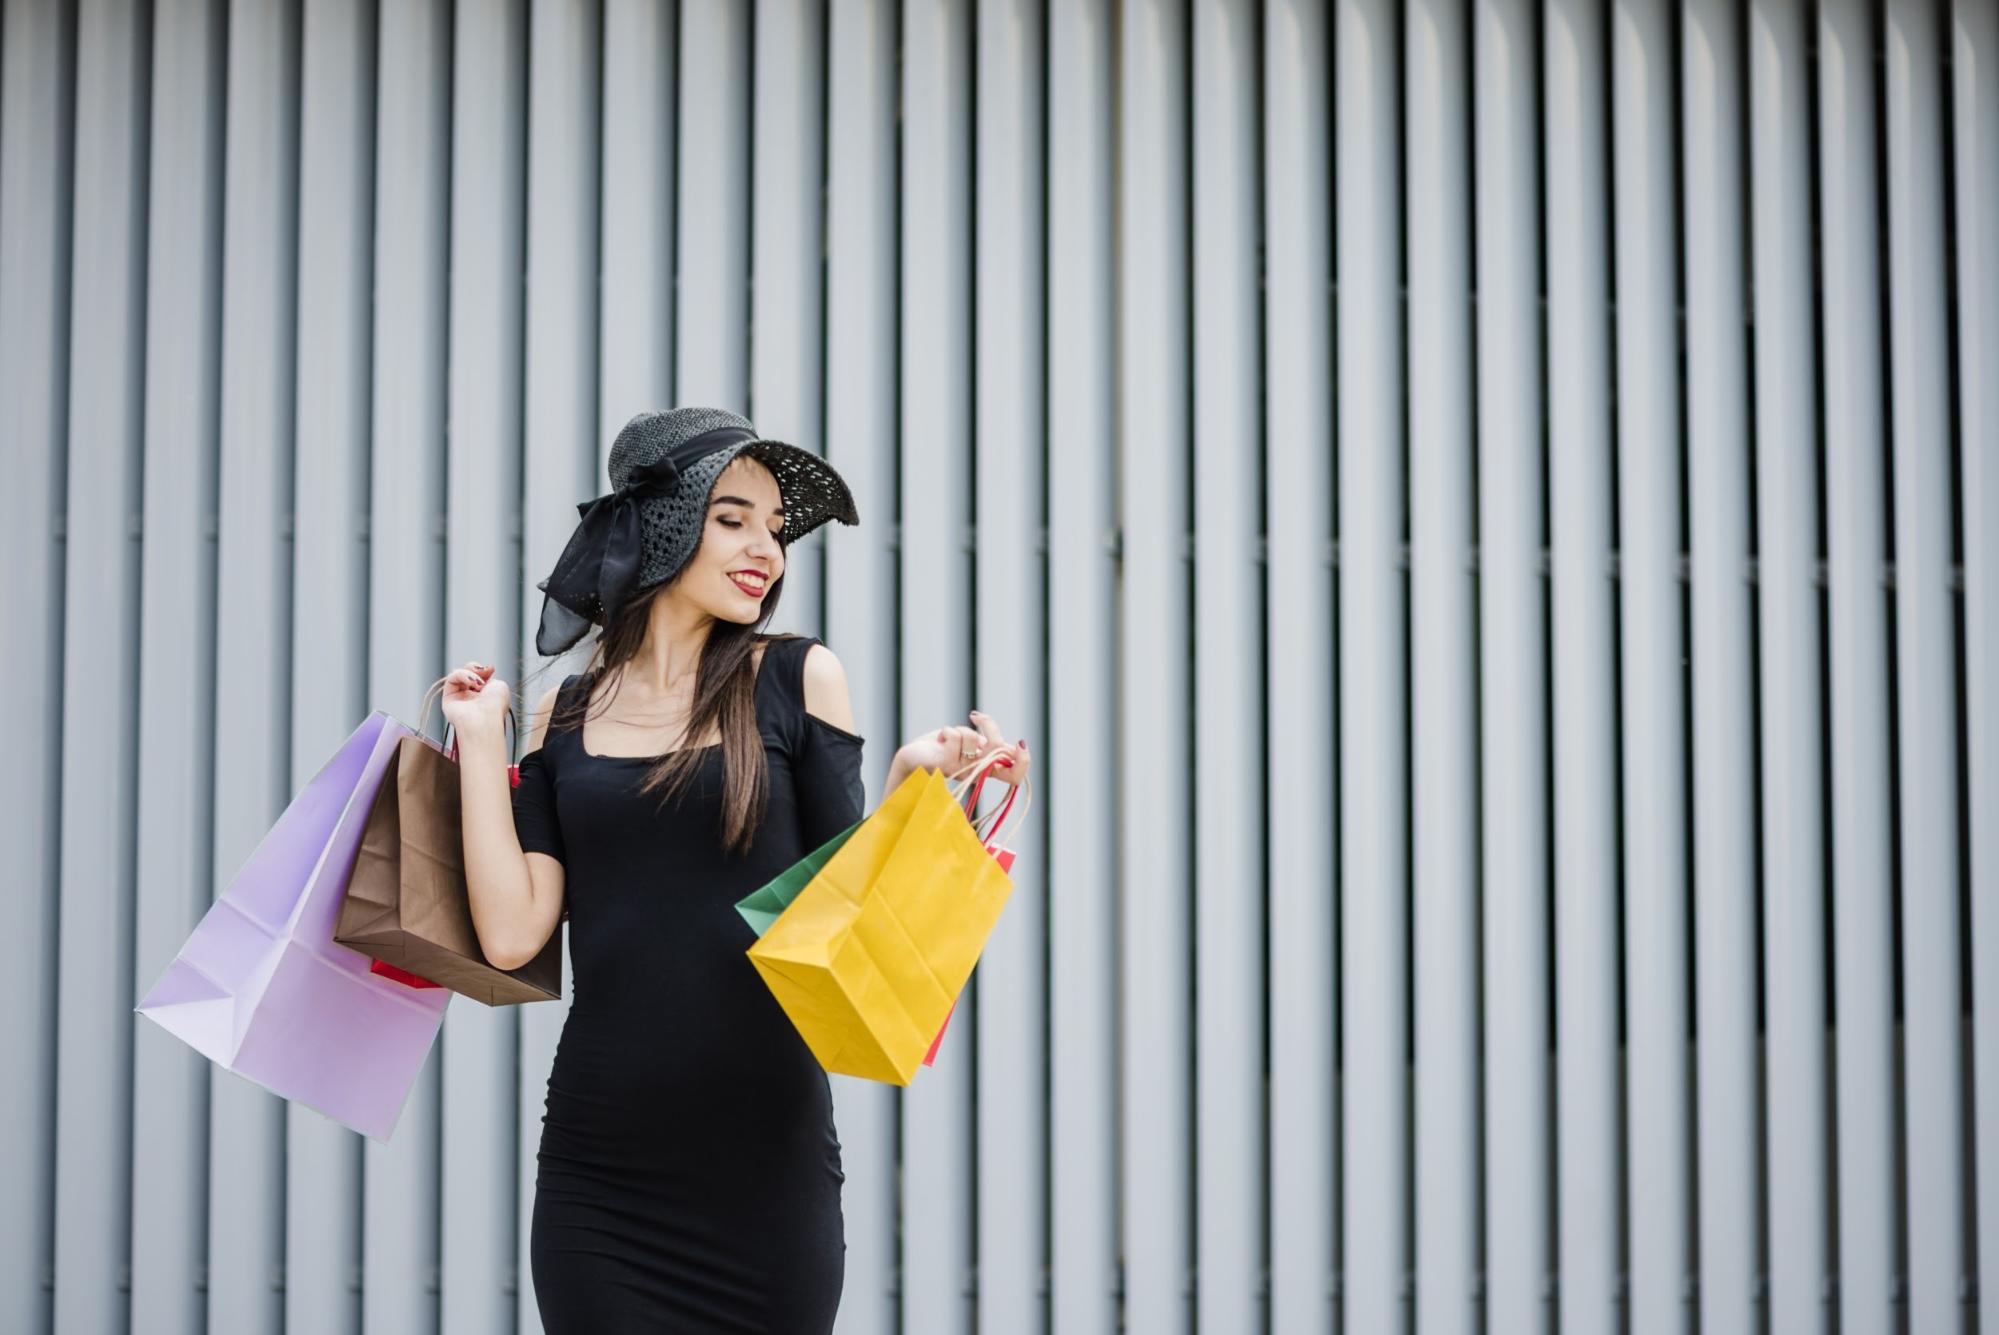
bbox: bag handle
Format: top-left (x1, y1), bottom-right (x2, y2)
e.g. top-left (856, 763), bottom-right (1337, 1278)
top-left (947, 749), bottom-right (1032, 854)
top-left (416, 676), bottom-right (518, 759)
top-left (984, 769), bottom-right (1032, 854)
top-left (957, 755), bottom-right (1022, 843)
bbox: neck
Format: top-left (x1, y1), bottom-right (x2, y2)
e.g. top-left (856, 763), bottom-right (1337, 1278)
top-left (628, 591), bottom-right (717, 693)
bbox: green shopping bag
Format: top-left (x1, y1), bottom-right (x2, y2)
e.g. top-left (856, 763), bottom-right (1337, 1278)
top-left (735, 756), bottom-right (1027, 1074)
top-left (735, 823), bottom-right (860, 935)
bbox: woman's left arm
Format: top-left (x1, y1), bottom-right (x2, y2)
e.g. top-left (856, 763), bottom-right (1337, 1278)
top-left (800, 644), bottom-right (1030, 797)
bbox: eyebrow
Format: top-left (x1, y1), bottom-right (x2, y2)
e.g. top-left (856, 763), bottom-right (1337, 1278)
top-left (710, 495), bottom-right (786, 517)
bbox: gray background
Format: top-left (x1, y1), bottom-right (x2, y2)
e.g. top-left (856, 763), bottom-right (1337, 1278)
top-left (0, 0), bottom-right (1993, 1332)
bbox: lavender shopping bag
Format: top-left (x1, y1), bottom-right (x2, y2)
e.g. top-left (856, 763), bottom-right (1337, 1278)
top-left (136, 711), bottom-right (451, 1140)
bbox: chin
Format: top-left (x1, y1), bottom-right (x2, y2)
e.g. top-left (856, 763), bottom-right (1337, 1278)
top-left (702, 589), bottom-right (770, 625)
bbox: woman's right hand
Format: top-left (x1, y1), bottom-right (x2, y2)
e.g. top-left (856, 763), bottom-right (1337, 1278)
top-left (440, 660), bottom-right (512, 737)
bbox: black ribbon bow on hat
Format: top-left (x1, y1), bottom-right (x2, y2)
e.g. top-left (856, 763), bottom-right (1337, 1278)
top-left (532, 456), bottom-right (683, 656)
top-left (532, 424), bottom-right (755, 656)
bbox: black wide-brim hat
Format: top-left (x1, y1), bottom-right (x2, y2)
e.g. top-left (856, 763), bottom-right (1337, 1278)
top-left (533, 407), bottom-right (859, 655)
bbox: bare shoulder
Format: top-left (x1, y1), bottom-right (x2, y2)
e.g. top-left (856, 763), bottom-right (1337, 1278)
top-left (525, 683), bottom-right (562, 752)
top-left (800, 642), bottom-right (858, 733)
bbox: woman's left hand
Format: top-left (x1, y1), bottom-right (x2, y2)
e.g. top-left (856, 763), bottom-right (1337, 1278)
top-left (893, 710), bottom-right (1030, 789)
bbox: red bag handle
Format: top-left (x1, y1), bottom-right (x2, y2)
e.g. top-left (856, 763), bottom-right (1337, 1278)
top-left (952, 746), bottom-right (1026, 847)
top-left (943, 747), bottom-right (1031, 851)
top-left (417, 676), bottom-right (522, 787)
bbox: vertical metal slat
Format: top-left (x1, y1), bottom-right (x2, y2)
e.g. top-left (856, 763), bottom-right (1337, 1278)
top-left (1406, 1), bottom-right (1480, 1330)
top-left (442, 2), bottom-right (527, 1328)
top-left (1191, 0), bottom-right (1265, 1328)
top-left (1472, 1), bottom-right (1551, 1328)
top-left (1611, 3), bottom-right (1693, 1329)
top-left (598, 0), bottom-right (676, 435)
top-left (1044, 2), bottom-right (1120, 1329)
top-left (1884, 2), bottom-right (1967, 1327)
top-left (972, 0), bottom-right (1049, 1328)
top-left (517, 2), bottom-right (603, 1329)
top-left (54, 3), bottom-right (149, 1329)
top-left (1818, 0), bottom-right (1902, 1323)
top-left (207, 1), bottom-right (303, 1325)
top-left (822, 2), bottom-right (901, 1327)
top-left (363, 3), bottom-right (453, 1329)
top-left (1544, 2), bottom-right (1624, 1324)
top-left (130, 4), bottom-right (226, 1331)
top-left (898, 2), bottom-right (976, 1327)
top-left (1682, 2), bottom-right (1762, 1329)
top-left (1953, 2), bottom-right (1999, 1326)
top-left (674, 0), bottom-right (750, 414)
top-left (0, 5), bottom-right (74, 1320)
top-left (1336, 0), bottom-right (1409, 1328)
top-left (1261, 0), bottom-right (1338, 1325)
top-left (1747, 1), bottom-right (1833, 1328)
top-left (1119, 1), bottom-right (1194, 1329)
top-left (283, 0), bottom-right (375, 1327)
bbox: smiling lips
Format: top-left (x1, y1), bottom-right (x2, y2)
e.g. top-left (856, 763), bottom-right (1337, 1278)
top-left (728, 570), bottom-right (768, 599)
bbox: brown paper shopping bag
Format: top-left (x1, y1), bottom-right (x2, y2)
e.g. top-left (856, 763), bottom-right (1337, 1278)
top-left (335, 685), bottom-right (561, 1006)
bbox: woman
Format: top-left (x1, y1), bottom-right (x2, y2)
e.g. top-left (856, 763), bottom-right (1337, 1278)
top-left (440, 407), bottom-right (1029, 1334)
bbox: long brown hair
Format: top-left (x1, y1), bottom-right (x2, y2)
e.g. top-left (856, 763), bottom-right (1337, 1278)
top-left (530, 569), bottom-right (793, 858)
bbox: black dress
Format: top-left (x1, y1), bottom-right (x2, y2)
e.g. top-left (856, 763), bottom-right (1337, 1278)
top-left (511, 634), bottom-right (864, 1334)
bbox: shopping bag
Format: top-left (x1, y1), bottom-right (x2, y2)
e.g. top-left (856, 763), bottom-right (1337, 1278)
top-left (745, 762), bottom-right (1021, 1085)
top-left (135, 712), bottom-right (451, 1141)
top-left (370, 958), bottom-right (442, 989)
top-left (919, 754), bottom-right (1026, 1065)
top-left (736, 823), bottom-right (861, 936)
top-left (334, 686), bottom-right (561, 1006)
top-left (734, 752), bottom-right (1027, 1067)
top-left (738, 820), bottom-right (967, 1064)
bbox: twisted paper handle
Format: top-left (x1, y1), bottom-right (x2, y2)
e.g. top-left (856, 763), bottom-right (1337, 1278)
top-left (416, 676), bottom-right (519, 755)
top-left (947, 748), bottom-right (1033, 855)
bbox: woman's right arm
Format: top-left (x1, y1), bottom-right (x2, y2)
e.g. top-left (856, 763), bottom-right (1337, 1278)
top-left (456, 679), bottom-right (566, 971)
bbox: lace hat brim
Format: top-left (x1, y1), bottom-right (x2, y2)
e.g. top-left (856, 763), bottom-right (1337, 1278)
top-left (533, 410), bottom-right (860, 656)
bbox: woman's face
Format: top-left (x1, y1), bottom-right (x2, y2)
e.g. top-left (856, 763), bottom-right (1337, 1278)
top-left (672, 455), bottom-right (786, 624)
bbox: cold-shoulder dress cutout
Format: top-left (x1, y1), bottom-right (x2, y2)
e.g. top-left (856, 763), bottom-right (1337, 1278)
top-left (511, 634), bottom-right (865, 1333)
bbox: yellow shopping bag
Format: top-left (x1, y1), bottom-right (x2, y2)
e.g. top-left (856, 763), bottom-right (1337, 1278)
top-left (747, 763), bottom-right (1022, 1085)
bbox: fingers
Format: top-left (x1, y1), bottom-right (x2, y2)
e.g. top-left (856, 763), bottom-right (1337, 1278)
top-left (968, 711), bottom-right (1029, 773)
top-left (935, 725), bottom-right (984, 768)
top-left (445, 661), bottom-right (499, 694)
top-left (970, 709), bottom-right (1005, 750)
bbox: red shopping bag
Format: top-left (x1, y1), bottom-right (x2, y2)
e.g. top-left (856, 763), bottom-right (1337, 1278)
top-left (923, 750), bottom-right (1028, 1066)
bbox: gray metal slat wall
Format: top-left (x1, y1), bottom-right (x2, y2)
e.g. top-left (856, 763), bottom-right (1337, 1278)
top-left (1820, 2), bottom-right (1903, 1328)
top-left (971, 2), bottom-right (1049, 1330)
top-left (130, 5), bottom-right (222, 1332)
top-left (1962, 7), bottom-right (1999, 1333)
top-left (4, 2), bottom-right (1995, 1333)
top-left (1333, 1), bottom-right (1407, 1329)
top-left (287, 2), bottom-right (373, 1329)
top-left (208, 0), bottom-right (301, 1327)
top-left (1748, 0), bottom-right (1831, 1327)
top-left (1474, 0), bottom-right (1551, 1328)
top-left (1043, 3), bottom-right (1121, 1331)
top-left (364, 1), bottom-right (450, 1327)
top-left (1683, 2), bottom-right (1760, 1329)
top-left (56, 3), bottom-right (146, 1331)
top-left (1544, 0), bottom-right (1622, 1325)
top-left (899, 3), bottom-right (978, 1327)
